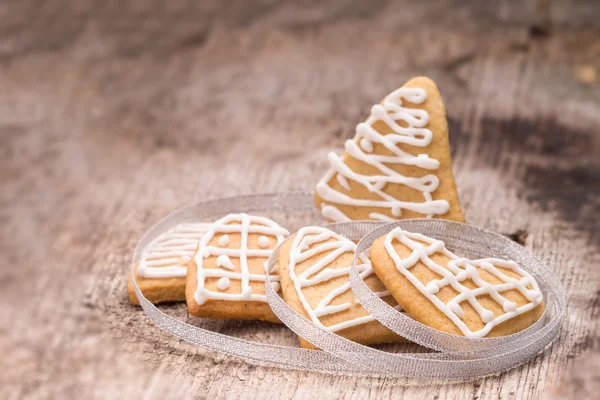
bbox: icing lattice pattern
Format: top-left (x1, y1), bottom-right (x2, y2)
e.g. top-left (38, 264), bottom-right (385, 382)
top-left (317, 87), bottom-right (450, 222)
top-left (138, 223), bottom-right (212, 279)
top-left (193, 213), bottom-right (289, 305)
top-left (288, 226), bottom-right (398, 333)
top-left (384, 227), bottom-right (544, 338)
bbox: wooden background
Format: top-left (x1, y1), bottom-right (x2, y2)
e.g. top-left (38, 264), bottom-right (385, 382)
top-left (1, 1), bottom-right (599, 398)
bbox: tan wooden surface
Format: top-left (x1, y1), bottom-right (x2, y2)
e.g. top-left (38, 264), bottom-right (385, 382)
top-left (1, 1), bottom-right (599, 399)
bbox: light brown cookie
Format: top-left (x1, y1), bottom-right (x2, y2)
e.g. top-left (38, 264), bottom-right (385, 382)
top-left (128, 223), bottom-right (211, 305)
top-left (186, 213), bottom-right (289, 323)
top-left (315, 76), bottom-right (464, 223)
top-left (278, 226), bottom-right (404, 349)
top-left (370, 227), bottom-right (545, 338)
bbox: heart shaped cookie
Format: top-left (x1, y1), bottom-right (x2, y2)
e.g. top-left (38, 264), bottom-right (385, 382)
top-left (370, 227), bottom-right (545, 338)
top-left (278, 226), bottom-right (404, 348)
top-left (315, 76), bottom-right (464, 222)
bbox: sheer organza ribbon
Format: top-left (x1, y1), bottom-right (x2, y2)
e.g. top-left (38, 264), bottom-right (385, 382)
top-left (130, 193), bottom-right (565, 379)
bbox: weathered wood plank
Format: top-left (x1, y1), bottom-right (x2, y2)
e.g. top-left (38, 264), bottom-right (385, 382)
top-left (1, 1), bottom-right (598, 399)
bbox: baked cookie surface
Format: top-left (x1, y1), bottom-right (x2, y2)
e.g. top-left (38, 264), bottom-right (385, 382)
top-left (128, 223), bottom-right (211, 305)
top-left (315, 76), bottom-right (464, 222)
top-left (278, 226), bottom-right (404, 348)
top-left (186, 213), bottom-right (289, 323)
top-left (370, 227), bottom-right (545, 338)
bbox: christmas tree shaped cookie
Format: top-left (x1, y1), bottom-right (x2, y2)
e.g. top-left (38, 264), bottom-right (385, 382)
top-left (370, 227), bottom-right (545, 338)
top-left (315, 76), bottom-right (464, 222)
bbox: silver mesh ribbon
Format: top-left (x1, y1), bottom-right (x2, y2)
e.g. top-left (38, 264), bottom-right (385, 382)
top-left (131, 193), bottom-right (565, 379)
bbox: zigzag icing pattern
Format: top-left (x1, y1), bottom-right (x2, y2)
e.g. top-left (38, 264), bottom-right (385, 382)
top-left (193, 213), bottom-right (289, 305)
top-left (288, 226), bottom-right (398, 333)
top-left (316, 87), bottom-right (450, 222)
top-left (138, 223), bottom-right (212, 278)
top-left (384, 227), bottom-right (544, 338)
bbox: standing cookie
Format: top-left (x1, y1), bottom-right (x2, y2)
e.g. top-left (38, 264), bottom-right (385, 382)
top-left (186, 213), bottom-right (289, 323)
top-left (370, 227), bottom-right (545, 338)
top-left (128, 223), bottom-right (211, 305)
top-left (315, 76), bottom-right (464, 222)
top-left (278, 226), bottom-right (404, 348)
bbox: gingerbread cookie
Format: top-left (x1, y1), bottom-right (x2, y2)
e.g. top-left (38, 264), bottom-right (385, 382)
top-left (370, 227), bottom-right (545, 338)
top-left (315, 76), bottom-right (464, 222)
top-left (278, 226), bottom-right (404, 348)
top-left (186, 213), bottom-right (289, 323)
top-left (128, 223), bottom-right (211, 305)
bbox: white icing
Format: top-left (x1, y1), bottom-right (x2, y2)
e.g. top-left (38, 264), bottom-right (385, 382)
top-left (258, 235), bottom-right (270, 248)
top-left (216, 255), bottom-right (235, 270)
top-left (320, 204), bottom-right (352, 222)
top-left (316, 87), bottom-right (451, 222)
top-left (287, 226), bottom-right (401, 333)
top-left (336, 174), bottom-right (351, 191)
top-left (217, 277), bottom-right (230, 290)
top-left (383, 228), bottom-right (544, 338)
top-left (194, 213), bottom-right (289, 305)
top-left (218, 234), bottom-right (230, 247)
top-left (360, 138), bottom-right (373, 153)
top-left (368, 212), bottom-right (396, 221)
top-left (137, 223), bottom-right (212, 278)
top-left (271, 281), bottom-right (281, 293)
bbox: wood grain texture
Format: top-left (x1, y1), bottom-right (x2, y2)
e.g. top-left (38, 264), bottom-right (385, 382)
top-left (1, 0), bottom-right (598, 399)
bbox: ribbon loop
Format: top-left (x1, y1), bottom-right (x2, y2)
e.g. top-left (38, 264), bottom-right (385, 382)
top-left (131, 193), bottom-right (564, 379)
